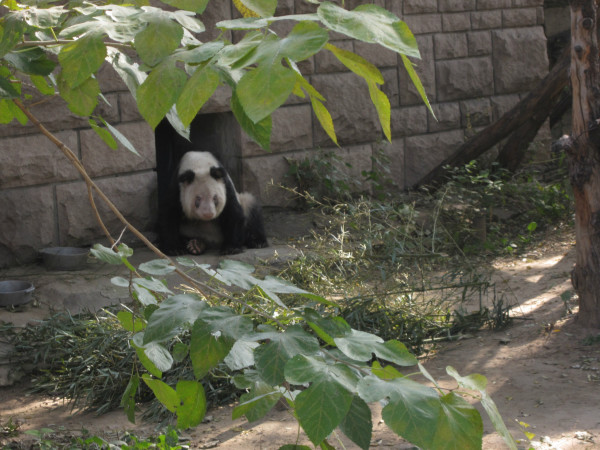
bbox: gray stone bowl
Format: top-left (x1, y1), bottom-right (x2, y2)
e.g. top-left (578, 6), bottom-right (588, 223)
top-left (0, 280), bottom-right (35, 307)
top-left (40, 247), bottom-right (89, 271)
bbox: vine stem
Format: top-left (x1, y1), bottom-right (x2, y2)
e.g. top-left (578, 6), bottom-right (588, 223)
top-left (11, 98), bottom-right (284, 325)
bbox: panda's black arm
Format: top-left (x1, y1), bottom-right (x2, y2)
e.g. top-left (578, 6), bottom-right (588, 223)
top-left (157, 179), bottom-right (187, 255)
top-left (218, 175), bottom-right (246, 254)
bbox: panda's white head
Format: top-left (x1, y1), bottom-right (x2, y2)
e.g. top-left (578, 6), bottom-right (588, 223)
top-left (178, 152), bottom-right (227, 222)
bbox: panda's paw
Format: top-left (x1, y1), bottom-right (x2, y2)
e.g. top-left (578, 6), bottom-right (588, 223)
top-left (220, 246), bottom-right (243, 255)
top-left (187, 239), bottom-right (207, 255)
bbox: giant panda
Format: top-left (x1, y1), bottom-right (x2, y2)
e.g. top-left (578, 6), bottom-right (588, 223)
top-left (158, 151), bottom-right (268, 256)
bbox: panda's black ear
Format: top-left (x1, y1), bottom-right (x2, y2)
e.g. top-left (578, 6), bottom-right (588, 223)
top-left (210, 166), bottom-right (226, 180)
top-left (178, 170), bottom-right (195, 185)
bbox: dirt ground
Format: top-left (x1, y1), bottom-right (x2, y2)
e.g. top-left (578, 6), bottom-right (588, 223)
top-left (1, 228), bottom-right (599, 449)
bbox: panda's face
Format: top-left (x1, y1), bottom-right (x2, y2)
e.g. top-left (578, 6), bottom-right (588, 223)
top-left (178, 152), bottom-right (227, 222)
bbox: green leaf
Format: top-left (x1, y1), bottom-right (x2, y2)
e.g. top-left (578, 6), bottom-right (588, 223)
top-left (279, 21), bottom-right (328, 62)
top-left (120, 374), bottom-right (140, 423)
top-left (431, 392), bottom-right (483, 450)
top-left (237, 0), bottom-right (277, 17)
top-left (143, 294), bottom-right (207, 343)
top-left (133, 277), bottom-right (173, 294)
top-left (29, 75), bottom-right (55, 96)
top-left (236, 63), bottom-right (296, 123)
top-left (224, 339), bottom-right (259, 371)
top-left (310, 96), bottom-right (337, 145)
top-left (0, 75), bottom-right (20, 98)
top-left (253, 325), bottom-right (320, 385)
top-left (373, 339), bottom-right (417, 366)
top-left (334, 329), bottom-right (383, 361)
top-left (196, 306), bottom-right (254, 340)
top-left (58, 75), bottom-right (99, 116)
top-left (58, 32), bottom-right (106, 89)
top-left (367, 80), bottom-right (391, 141)
top-left (137, 59), bottom-right (187, 129)
top-left (174, 41), bottom-right (223, 64)
top-left (285, 355), bottom-right (356, 445)
top-left (142, 375), bottom-right (179, 413)
top-left (117, 311), bottom-right (146, 332)
top-left (232, 381), bottom-right (281, 422)
top-left (339, 395), bottom-right (372, 450)
top-left (447, 366), bottom-right (517, 450)
top-left (0, 99), bottom-right (16, 123)
top-left (190, 320), bottom-right (234, 379)
top-left (304, 310), bottom-right (350, 346)
top-left (138, 259), bottom-right (176, 276)
top-left (217, 30), bottom-right (263, 67)
top-left (317, 2), bottom-right (420, 58)
top-left (176, 65), bottom-right (219, 127)
top-left (89, 118), bottom-right (117, 150)
top-left (0, 15), bottom-right (25, 58)
top-left (133, 284), bottom-right (158, 306)
top-left (133, 342), bottom-right (162, 378)
top-left (4, 48), bottom-right (56, 76)
top-left (134, 15), bottom-right (183, 67)
top-left (106, 47), bottom-right (146, 97)
top-left (231, 91), bottom-right (271, 151)
top-left (18, 6), bottom-right (66, 28)
top-left (134, 333), bottom-right (174, 372)
top-left (371, 361), bottom-right (403, 380)
top-left (325, 43), bottom-right (383, 84)
top-left (400, 54), bottom-right (435, 119)
top-left (176, 380), bottom-right (207, 428)
top-left (90, 243), bottom-right (129, 265)
top-left (99, 118), bottom-right (141, 156)
top-left (170, 10), bottom-right (205, 32)
top-left (159, 0), bottom-right (209, 13)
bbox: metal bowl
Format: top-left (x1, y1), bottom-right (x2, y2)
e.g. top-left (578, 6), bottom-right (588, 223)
top-left (0, 280), bottom-right (34, 307)
top-left (40, 247), bottom-right (89, 271)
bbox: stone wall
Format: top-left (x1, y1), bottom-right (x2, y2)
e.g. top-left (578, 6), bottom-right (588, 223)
top-left (0, 0), bottom-right (549, 267)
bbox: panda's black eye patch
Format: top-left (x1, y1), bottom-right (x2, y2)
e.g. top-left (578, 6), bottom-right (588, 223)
top-left (210, 167), bottom-right (225, 180)
top-left (213, 195), bottom-right (219, 207)
top-left (178, 170), bottom-right (195, 185)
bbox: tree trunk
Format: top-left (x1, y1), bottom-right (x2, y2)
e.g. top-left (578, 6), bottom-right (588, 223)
top-left (418, 48), bottom-right (570, 187)
top-left (569, 0), bottom-right (600, 328)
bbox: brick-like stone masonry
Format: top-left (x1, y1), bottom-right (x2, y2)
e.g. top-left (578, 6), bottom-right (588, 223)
top-left (0, 0), bottom-right (549, 267)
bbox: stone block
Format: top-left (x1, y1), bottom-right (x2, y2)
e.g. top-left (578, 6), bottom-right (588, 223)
top-left (391, 105), bottom-right (429, 137)
top-left (439, 0), bottom-right (476, 11)
top-left (545, 7), bottom-right (570, 34)
top-left (97, 62), bottom-right (128, 93)
top-left (0, 131), bottom-right (79, 189)
top-left (81, 121), bottom-right (156, 178)
top-left (502, 8), bottom-right (538, 27)
top-left (0, 93), bottom-right (119, 138)
top-left (311, 72), bottom-right (381, 146)
top-left (56, 172), bottom-right (157, 246)
top-left (241, 104), bottom-right (313, 156)
top-left (382, 68), bottom-right (400, 108)
top-left (354, 41), bottom-right (399, 68)
top-left (477, 0), bottom-right (511, 8)
top-left (118, 92), bottom-right (143, 122)
top-left (0, 186), bottom-right (56, 267)
top-left (404, 0), bottom-right (437, 14)
top-left (376, 139), bottom-right (405, 189)
top-left (471, 10), bottom-right (502, 30)
top-left (428, 102), bottom-right (461, 132)
top-left (467, 31), bottom-right (492, 56)
top-left (400, 35), bottom-right (436, 106)
top-left (442, 13), bottom-right (471, 32)
top-left (201, 0), bottom-right (232, 41)
top-left (404, 129), bottom-right (464, 186)
top-left (405, 14), bottom-right (443, 34)
top-left (492, 28), bottom-right (548, 94)
top-left (315, 40), bottom-right (354, 73)
top-left (434, 33), bottom-right (468, 59)
top-left (436, 57), bottom-right (494, 102)
top-left (241, 150), bottom-right (309, 206)
top-left (512, 0), bottom-right (543, 6)
top-left (460, 98), bottom-right (492, 128)
top-left (385, 0), bottom-right (402, 17)
top-left (490, 94), bottom-right (520, 120)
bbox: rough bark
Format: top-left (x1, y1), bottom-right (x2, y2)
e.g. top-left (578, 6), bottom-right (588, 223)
top-left (568, 0), bottom-right (600, 328)
top-left (418, 48), bottom-right (570, 187)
